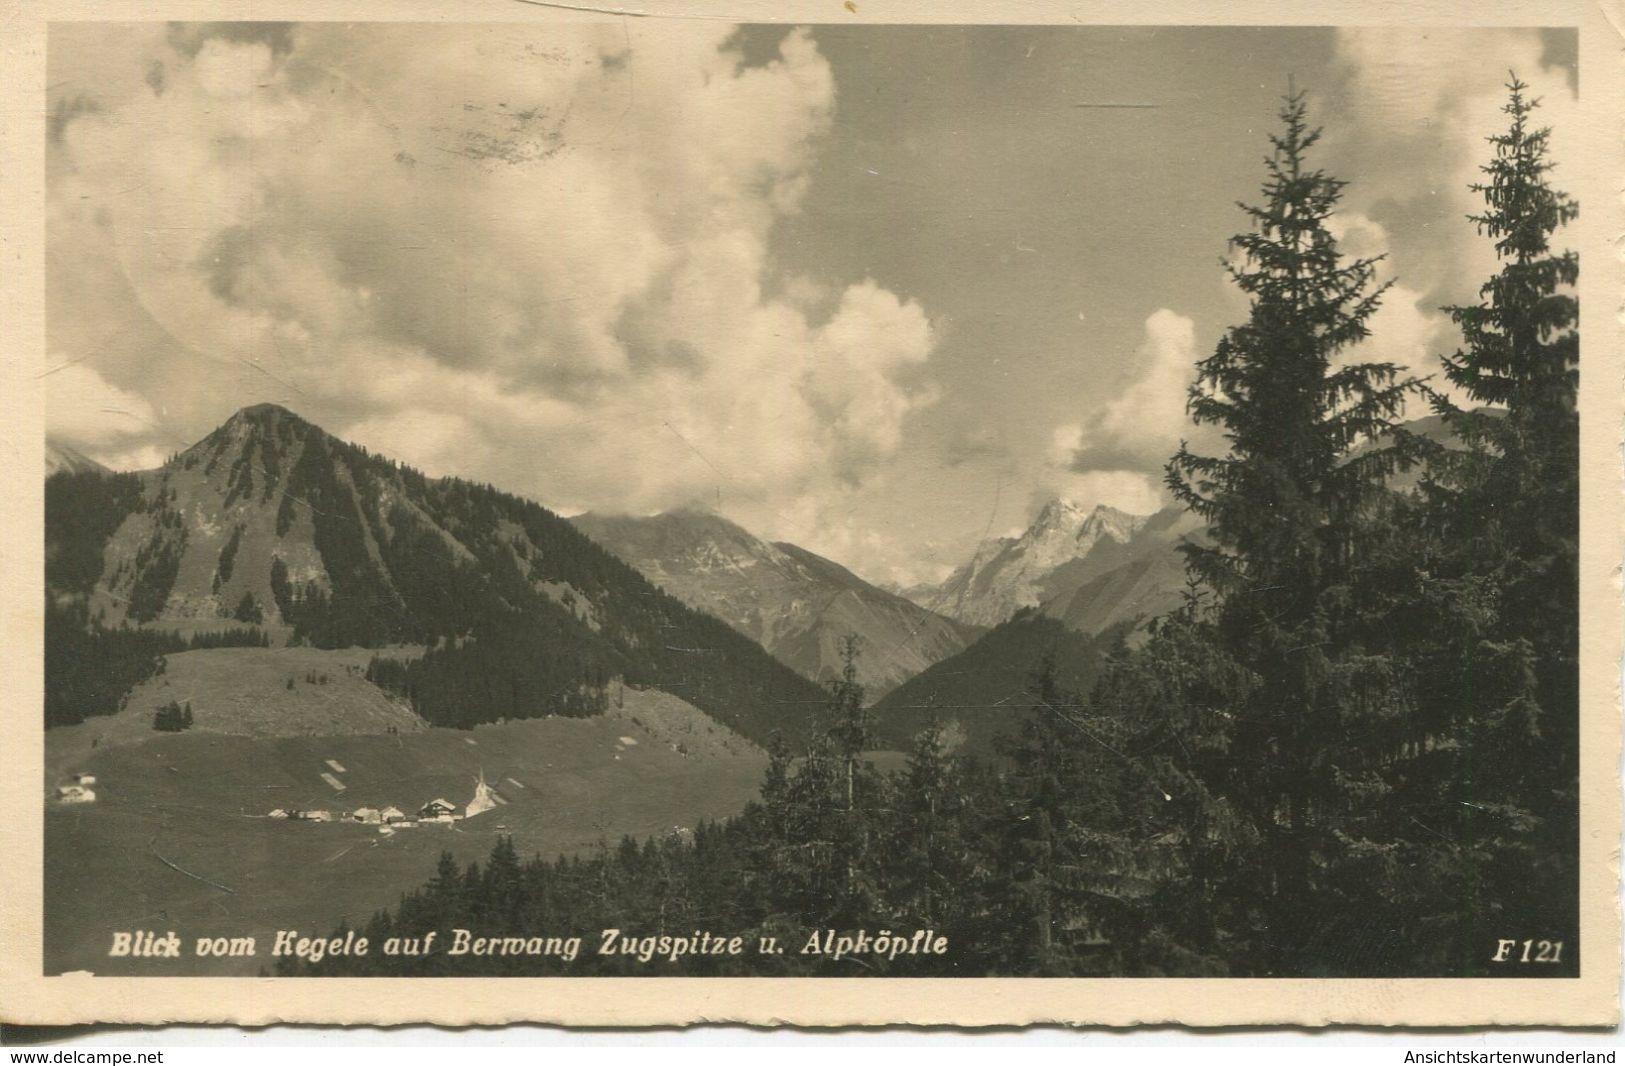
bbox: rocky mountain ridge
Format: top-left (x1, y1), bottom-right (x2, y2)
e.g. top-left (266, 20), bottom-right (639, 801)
top-left (926, 499), bottom-right (1154, 629)
top-left (569, 509), bottom-right (980, 697)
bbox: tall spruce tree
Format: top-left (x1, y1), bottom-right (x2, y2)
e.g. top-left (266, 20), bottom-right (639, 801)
top-left (1164, 92), bottom-right (1421, 971)
top-left (878, 720), bottom-right (993, 973)
top-left (1411, 76), bottom-right (1580, 968)
top-left (1434, 74), bottom-right (1578, 759)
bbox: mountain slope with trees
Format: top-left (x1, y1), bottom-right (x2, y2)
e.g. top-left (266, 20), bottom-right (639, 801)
top-left (868, 610), bottom-right (1110, 755)
top-left (45, 405), bottom-right (828, 744)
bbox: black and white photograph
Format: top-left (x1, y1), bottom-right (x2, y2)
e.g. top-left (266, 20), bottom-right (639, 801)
top-left (6, 1), bottom-right (1619, 1030)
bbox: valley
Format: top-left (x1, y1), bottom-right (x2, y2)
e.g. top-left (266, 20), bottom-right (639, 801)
top-left (44, 680), bottom-right (768, 977)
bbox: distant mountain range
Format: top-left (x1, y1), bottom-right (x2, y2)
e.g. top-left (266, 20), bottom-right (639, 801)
top-left (569, 510), bottom-right (981, 698)
top-left (865, 501), bottom-right (1198, 756)
top-left (44, 405), bottom-right (827, 745)
top-left (872, 412), bottom-right (1471, 753)
top-left (45, 408), bottom-right (1464, 752)
top-left (901, 498), bottom-right (1198, 638)
top-left (894, 413), bottom-right (1471, 642)
top-left (924, 500), bottom-right (1152, 627)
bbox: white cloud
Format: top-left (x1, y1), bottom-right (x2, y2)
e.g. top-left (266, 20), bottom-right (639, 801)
top-left (1326, 211), bottom-right (1391, 263)
top-left (44, 363), bottom-right (166, 467)
top-left (1067, 308), bottom-right (1197, 474)
top-left (1326, 211), bottom-right (1465, 413)
top-left (1329, 29), bottom-right (1579, 311)
top-left (49, 23), bottom-right (936, 522)
top-left (98, 443), bottom-right (170, 472)
top-left (1047, 423), bottom-right (1084, 469)
top-left (1037, 309), bottom-right (1212, 516)
top-left (1051, 470), bottom-right (1164, 516)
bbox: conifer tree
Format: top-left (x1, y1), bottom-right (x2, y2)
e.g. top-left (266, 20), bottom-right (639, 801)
top-left (1164, 92), bottom-right (1421, 970)
top-left (826, 636), bottom-right (873, 812)
top-left (1433, 74), bottom-right (1578, 757)
top-left (819, 636), bottom-right (884, 926)
top-left (1406, 76), bottom-right (1580, 967)
top-left (990, 657), bottom-right (1122, 974)
top-left (1167, 90), bottom-right (1416, 605)
top-left (881, 719), bottom-right (986, 963)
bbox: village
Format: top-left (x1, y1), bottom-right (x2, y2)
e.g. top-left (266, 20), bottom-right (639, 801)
top-left (266, 769), bottom-right (508, 834)
top-left (52, 757), bottom-right (517, 837)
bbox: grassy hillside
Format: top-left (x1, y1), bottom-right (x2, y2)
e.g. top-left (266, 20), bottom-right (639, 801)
top-left (44, 691), bottom-right (767, 977)
top-left (46, 646), bottom-right (424, 767)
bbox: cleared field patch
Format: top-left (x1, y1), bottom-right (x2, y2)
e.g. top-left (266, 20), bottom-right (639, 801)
top-left (46, 645), bottom-right (425, 784)
top-left (44, 692), bottom-right (770, 976)
top-left (603, 686), bottom-right (760, 759)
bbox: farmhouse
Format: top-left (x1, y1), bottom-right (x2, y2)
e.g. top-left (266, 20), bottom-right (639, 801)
top-left (419, 798), bottom-right (459, 822)
top-left (380, 806), bottom-right (408, 823)
top-left (72, 772), bottom-right (97, 786)
top-left (56, 784), bottom-right (96, 804)
top-left (351, 807), bottom-right (382, 824)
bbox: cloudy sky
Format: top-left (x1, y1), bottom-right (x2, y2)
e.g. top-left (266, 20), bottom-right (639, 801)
top-left (46, 22), bottom-right (1578, 586)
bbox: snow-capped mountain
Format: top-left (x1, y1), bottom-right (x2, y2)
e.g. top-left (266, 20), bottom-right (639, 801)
top-left (927, 499), bottom-right (1150, 628)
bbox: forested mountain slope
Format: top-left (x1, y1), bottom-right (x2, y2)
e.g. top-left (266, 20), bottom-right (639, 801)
top-left (45, 404), bottom-right (827, 743)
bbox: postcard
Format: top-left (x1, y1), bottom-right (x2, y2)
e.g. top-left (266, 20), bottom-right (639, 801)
top-left (1, 0), bottom-right (1618, 1028)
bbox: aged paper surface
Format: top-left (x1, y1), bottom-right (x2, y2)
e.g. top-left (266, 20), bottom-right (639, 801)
top-left (1, 0), bottom-right (1619, 1028)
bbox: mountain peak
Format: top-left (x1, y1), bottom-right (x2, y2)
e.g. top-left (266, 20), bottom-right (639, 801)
top-left (1034, 497), bottom-right (1087, 520)
top-left (1027, 498), bottom-right (1148, 542)
top-left (569, 510), bottom-right (979, 696)
top-left (186, 403), bottom-right (319, 457)
top-left (1078, 502), bottom-right (1140, 530)
top-left (929, 498), bottom-right (1155, 628)
top-left (238, 401), bottom-right (296, 417)
top-left (665, 504), bottom-right (738, 526)
top-left (224, 403), bottom-right (309, 430)
top-left (1032, 497), bottom-right (1139, 525)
